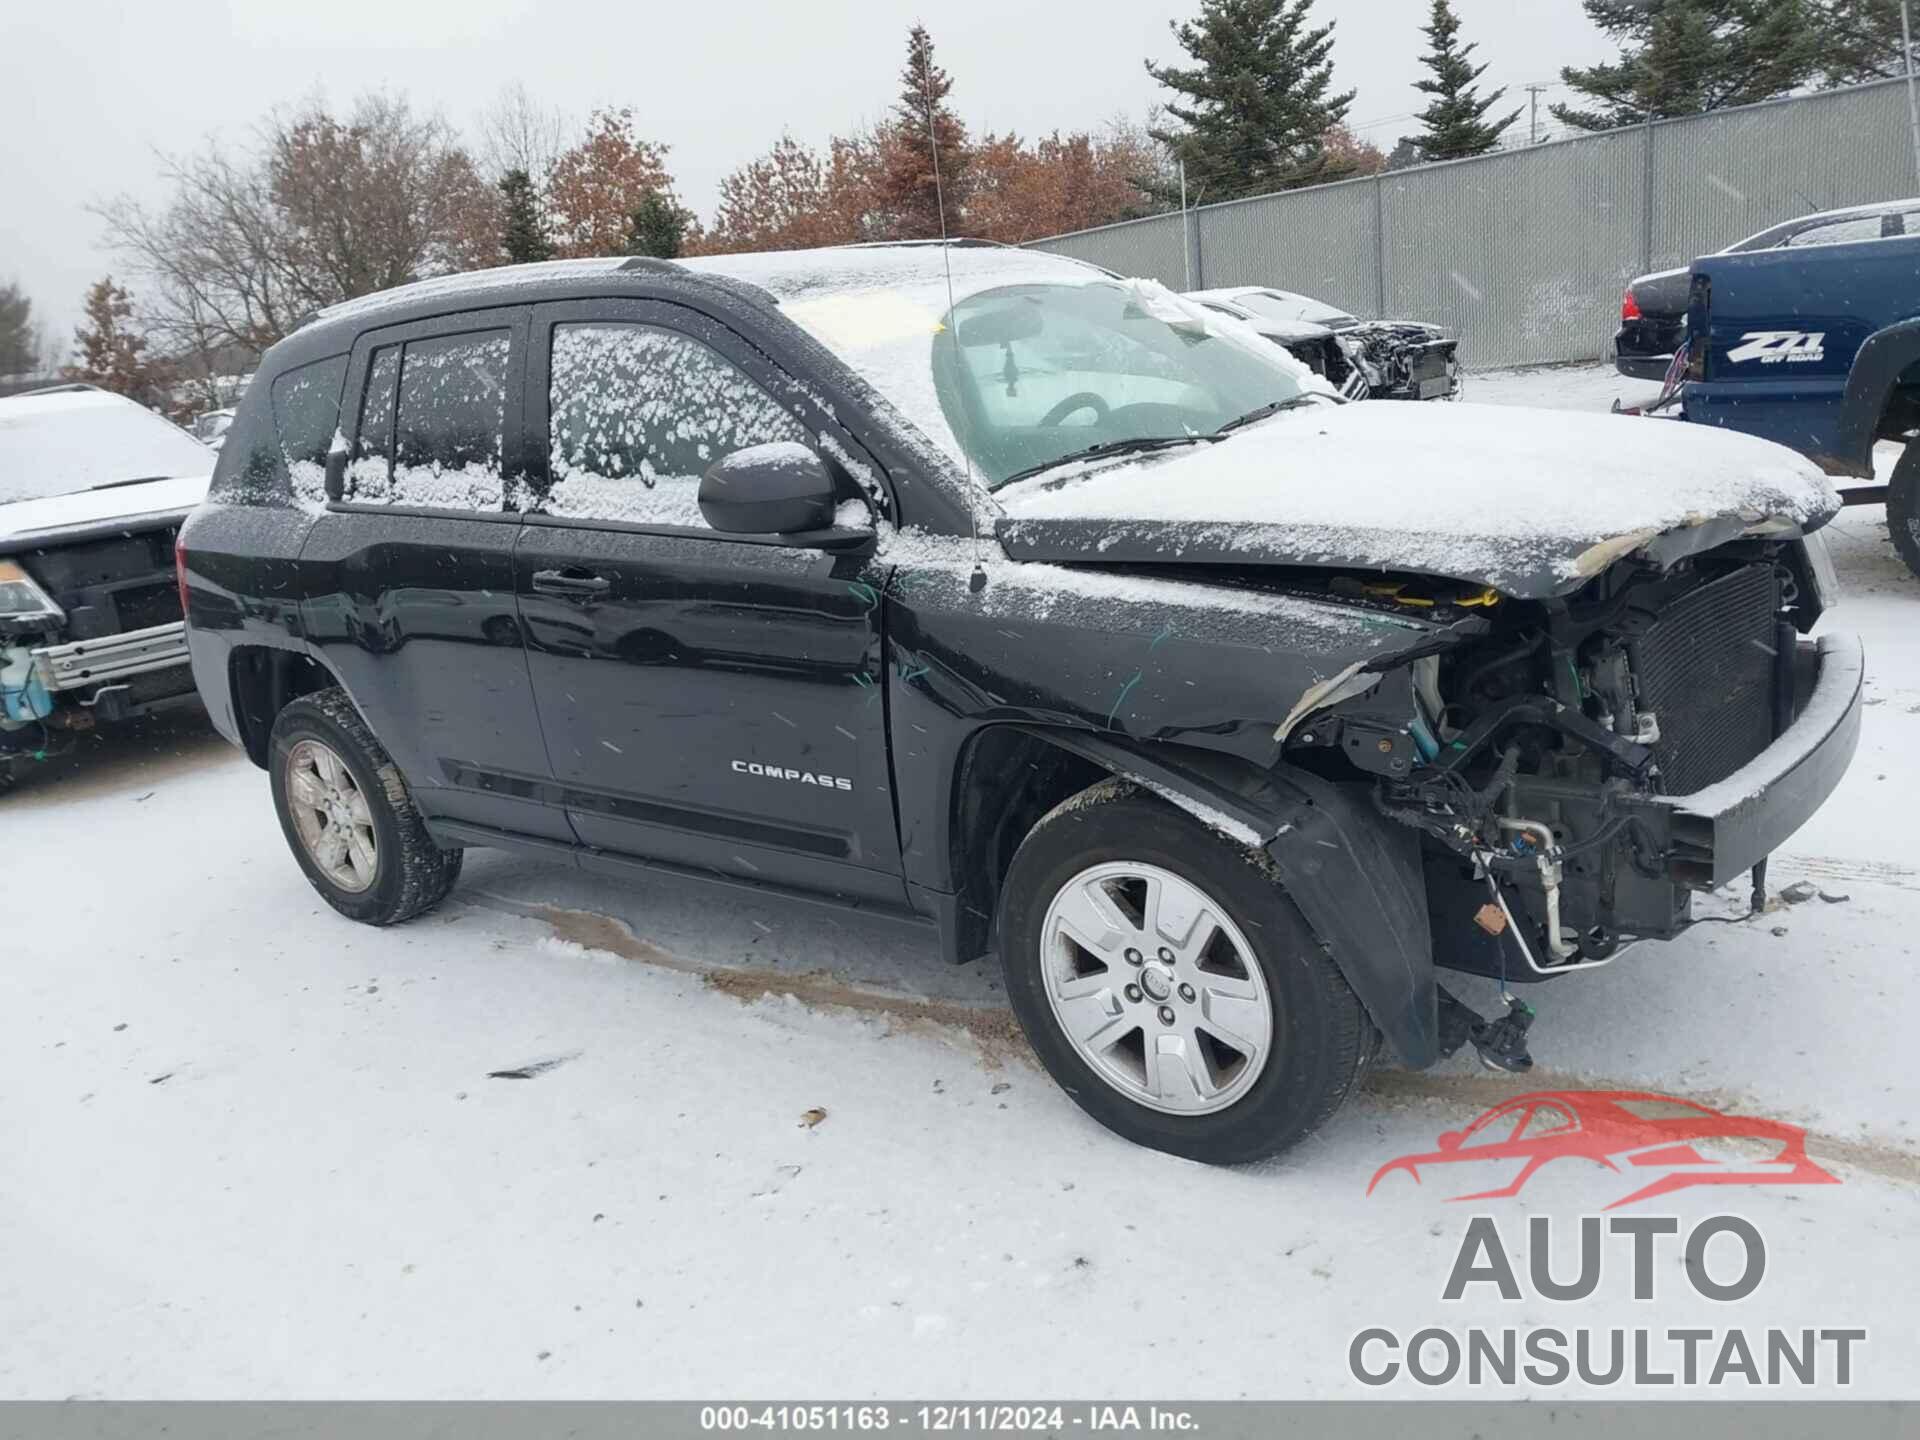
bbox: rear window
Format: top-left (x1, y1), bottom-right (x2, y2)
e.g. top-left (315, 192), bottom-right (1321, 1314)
top-left (1784, 215), bottom-right (1888, 248)
top-left (347, 331), bottom-right (509, 510)
top-left (0, 390), bottom-right (212, 504)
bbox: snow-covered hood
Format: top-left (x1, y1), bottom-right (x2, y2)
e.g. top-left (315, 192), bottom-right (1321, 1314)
top-left (995, 402), bottom-right (1840, 599)
top-left (1247, 317), bottom-right (1336, 344)
top-left (0, 472), bottom-right (210, 551)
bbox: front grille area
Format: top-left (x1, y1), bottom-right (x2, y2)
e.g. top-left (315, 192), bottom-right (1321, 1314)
top-left (19, 524), bottom-right (182, 636)
top-left (1630, 564), bottom-right (1778, 794)
top-left (114, 581), bottom-right (183, 632)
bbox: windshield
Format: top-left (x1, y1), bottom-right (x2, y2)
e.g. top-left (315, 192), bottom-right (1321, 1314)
top-left (0, 391), bottom-right (212, 504)
top-left (929, 282), bottom-right (1312, 487)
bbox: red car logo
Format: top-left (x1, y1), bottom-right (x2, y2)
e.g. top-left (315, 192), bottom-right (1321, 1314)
top-left (1367, 1090), bottom-right (1839, 1210)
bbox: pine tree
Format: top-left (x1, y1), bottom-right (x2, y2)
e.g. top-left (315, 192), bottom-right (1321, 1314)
top-left (0, 281), bottom-right (40, 378)
top-left (1413, 0), bottom-right (1520, 160)
top-left (1808, 0), bottom-right (1920, 86)
top-left (1553, 0), bottom-right (1823, 131)
top-left (1144, 0), bottom-right (1356, 201)
top-left (623, 192), bottom-right (689, 259)
top-left (498, 168), bottom-right (553, 264)
top-left (66, 277), bottom-right (167, 409)
top-left (871, 25), bottom-right (973, 240)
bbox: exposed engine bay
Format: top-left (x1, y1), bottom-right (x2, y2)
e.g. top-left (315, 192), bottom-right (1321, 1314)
top-left (1338, 320), bottom-right (1461, 402)
top-left (1282, 538), bottom-right (1830, 995)
top-left (1269, 321), bottom-right (1460, 402)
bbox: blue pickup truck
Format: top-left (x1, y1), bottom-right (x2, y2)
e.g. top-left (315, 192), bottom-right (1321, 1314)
top-left (1675, 230), bottom-right (1920, 576)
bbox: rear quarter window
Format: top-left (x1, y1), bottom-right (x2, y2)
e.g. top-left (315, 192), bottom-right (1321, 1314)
top-left (272, 355), bottom-right (348, 507)
top-left (208, 353), bottom-right (350, 509)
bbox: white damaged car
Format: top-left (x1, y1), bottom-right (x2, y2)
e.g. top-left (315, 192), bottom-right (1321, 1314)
top-left (1, 385), bottom-right (213, 792)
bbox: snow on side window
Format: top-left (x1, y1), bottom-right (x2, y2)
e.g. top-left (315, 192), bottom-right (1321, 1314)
top-left (390, 331), bottom-right (509, 510)
top-left (273, 355), bottom-right (348, 507)
top-left (348, 345), bottom-right (400, 503)
top-left (546, 323), bottom-right (808, 527)
top-left (1783, 216), bottom-right (1886, 248)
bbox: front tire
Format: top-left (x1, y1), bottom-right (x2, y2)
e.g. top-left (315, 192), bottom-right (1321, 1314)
top-left (1889, 442), bottom-right (1920, 580)
top-left (998, 781), bottom-right (1371, 1165)
top-left (268, 688), bottom-right (462, 925)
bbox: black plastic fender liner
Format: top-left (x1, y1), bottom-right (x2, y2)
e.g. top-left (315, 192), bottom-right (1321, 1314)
top-left (1832, 317), bottom-right (1920, 478)
top-left (1011, 727), bottom-right (1440, 1069)
top-left (1258, 768), bottom-right (1439, 1069)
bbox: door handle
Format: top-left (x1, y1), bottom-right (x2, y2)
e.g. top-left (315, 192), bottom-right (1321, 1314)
top-left (531, 568), bottom-right (612, 597)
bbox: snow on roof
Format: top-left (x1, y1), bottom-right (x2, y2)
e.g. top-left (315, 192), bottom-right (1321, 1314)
top-left (311, 257), bottom-right (631, 327)
top-left (682, 243), bottom-right (1104, 302)
top-left (0, 385), bottom-right (128, 418)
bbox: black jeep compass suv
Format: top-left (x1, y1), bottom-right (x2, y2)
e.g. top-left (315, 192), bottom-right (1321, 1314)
top-left (178, 243), bottom-right (1861, 1164)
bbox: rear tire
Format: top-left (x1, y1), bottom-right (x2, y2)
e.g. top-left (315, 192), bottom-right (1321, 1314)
top-left (268, 687), bottom-right (462, 925)
top-left (1890, 443), bottom-right (1920, 580)
top-left (997, 780), bottom-right (1370, 1165)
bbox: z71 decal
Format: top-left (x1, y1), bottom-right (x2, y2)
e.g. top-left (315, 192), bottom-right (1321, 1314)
top-left (1726, 330), bottom-right (1827, 365)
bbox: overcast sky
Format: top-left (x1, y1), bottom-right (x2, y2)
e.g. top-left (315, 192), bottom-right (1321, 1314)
top-left (0, 0), bottom-right (1613, 350)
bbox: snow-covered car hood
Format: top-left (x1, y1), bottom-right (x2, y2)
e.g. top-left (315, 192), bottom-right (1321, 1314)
top-left (0, 472), bottom-right (211, 551)
top-left (995, 402), bottom-right (1840, 599)
top-left (1249, 317), bottom-right (1338, 344)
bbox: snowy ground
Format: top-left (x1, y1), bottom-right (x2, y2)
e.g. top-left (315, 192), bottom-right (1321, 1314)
top-left (4, 365), bottom-right (1917, 1400)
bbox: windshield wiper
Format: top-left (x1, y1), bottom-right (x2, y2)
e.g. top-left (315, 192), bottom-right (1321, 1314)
top-left (88, 475), bottom-right (176, 492)
top-left (1215, 395), bottom-right (1323, 436)
top-left (996, 435), bottom-right (1214, 489)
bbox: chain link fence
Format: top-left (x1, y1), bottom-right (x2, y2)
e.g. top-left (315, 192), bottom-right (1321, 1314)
top-left (1028, 77), bottom-right (1920, 371)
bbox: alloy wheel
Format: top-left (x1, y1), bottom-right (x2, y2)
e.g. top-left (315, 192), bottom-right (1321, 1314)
top-left (1039, 860), bottom-right (1273, 1115)
top-left (285, 738), bottom-right (379, 893)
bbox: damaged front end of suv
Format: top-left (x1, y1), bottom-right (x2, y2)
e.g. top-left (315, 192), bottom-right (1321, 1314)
top-left (996, 397), bottom-right (1858, 1078)
top-left (1338, 319), bottom-right (1461, 402)
top-left (1280, 536), bottom-right (1856, 1068)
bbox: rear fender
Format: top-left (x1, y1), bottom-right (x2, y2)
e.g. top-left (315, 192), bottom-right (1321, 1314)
top-left (1828, 318), bottom-right (1920, 478)
top-left (1015, 728), bottom-right (1439, 1068)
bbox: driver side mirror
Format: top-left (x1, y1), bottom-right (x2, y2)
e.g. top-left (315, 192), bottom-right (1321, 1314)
top-left (698, 442), bottom-right (838, 536)
top-left (1437, 1130), bottom-right (1463, 1152)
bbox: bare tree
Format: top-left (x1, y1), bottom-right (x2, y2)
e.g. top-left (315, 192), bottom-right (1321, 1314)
top-left (96, 143), bottom-right (310, 361)
top-left (475, 82), bottom-right (570, 183)
top-left (266, 92), bottom-right (500, 304)
top-left (96, 92), bottom-right (499, 376)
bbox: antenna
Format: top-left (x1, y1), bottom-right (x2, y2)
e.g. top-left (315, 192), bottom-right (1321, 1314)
top-left (918, 38), bottom-right (988, 591)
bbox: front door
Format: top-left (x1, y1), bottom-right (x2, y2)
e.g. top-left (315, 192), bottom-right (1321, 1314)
top-left (514, 300), bottom-right (903, 903)
top-left (299, 307), bottom-right (569, 842)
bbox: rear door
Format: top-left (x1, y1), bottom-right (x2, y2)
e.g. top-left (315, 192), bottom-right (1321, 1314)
top-left (514, 298), bottom-right (902, 903)
top-left (299, 307), bottom-right (569, 842)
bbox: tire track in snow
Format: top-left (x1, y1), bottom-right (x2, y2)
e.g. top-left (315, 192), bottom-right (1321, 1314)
top-left (463, 892), bottom-right (1920, 1192)
top-left (1770, 853), bottom-right (1920, 893)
